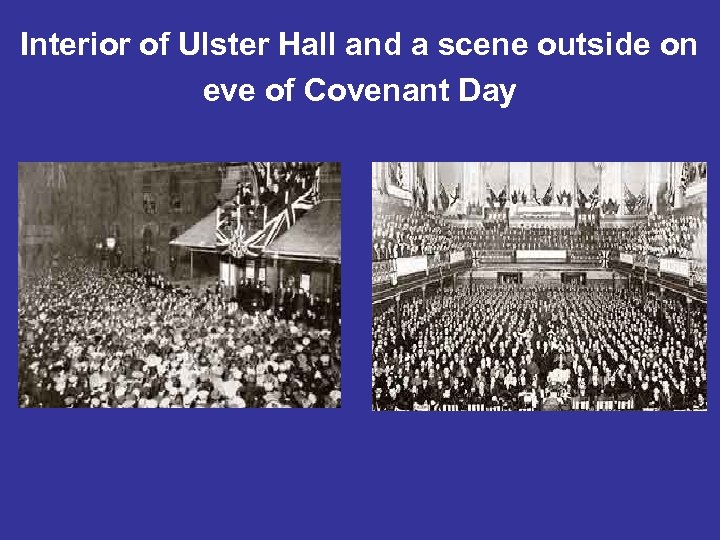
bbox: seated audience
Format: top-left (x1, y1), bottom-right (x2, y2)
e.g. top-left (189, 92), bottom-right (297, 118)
top-left (372, 284), bottom-right (706, 411)
top-left (372, 203), bottom-right (706, 263)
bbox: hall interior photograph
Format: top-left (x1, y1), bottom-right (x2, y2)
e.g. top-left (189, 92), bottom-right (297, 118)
top-left (372, 162), bottom-right (707, 411)
top-left (18, 162), bottom-right (341, 408)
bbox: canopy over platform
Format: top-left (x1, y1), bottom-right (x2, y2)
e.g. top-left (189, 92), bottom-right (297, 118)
top-left (169, 211), bottom-right (217, 251)
top-left (264, 200), bottom-right (341, 262)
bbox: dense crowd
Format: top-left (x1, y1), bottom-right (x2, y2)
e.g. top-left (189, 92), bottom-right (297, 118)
top-left (372, 206), bottom-right (706, 262)
top-left (372, 284), bottom-right (706, 411)
top-left (620, 214), bottom-right (707, 259)
top-left (372, 209), bottom-right (456, 260)
top-left (224, 278), bottom-right (340, 332)
top-left (18, 260), bottom-right (341, 408)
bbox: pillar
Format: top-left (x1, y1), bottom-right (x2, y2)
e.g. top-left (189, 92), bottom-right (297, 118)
top-left (603, 162), bottom-right (623, 212)
top-left (372, 162), bottom-right (382, 191)
top-left (479, 163), bottom-right (487, 208)
top-left (395, 294), bottom-right (401, 334)
top-left (670, 162), bottom-right (685, 210)
top-left (462, 162), bottom-right (481, 212)
top-left (400, 162), bottom-right (415, 194)
top-left (509, 163), bottom-right (531, 205)
top-left (647, 162), bottom-right (662, 214)
top-left (425, 162), bottom-right (439, 213)
top-left (553, 162), bottom-right (574, 200)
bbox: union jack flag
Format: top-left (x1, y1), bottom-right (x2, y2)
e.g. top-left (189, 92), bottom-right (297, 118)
top-left (600, 250), bottom-right (609, 268)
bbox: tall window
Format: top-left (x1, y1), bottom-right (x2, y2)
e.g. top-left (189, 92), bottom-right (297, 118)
top-left (143, 193), bottom-right (157, 214)
top-left (169, 173), bottom-right (181, 212)
top-left (142, 172), bottom-right (156, 214)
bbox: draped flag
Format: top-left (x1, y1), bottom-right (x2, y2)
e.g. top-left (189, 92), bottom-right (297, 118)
top-left (420, 175), bottom-right (429, 211)
top-left (600, 250), bottom-right (609, 268)
top-left (439, 182), bottom-right (450, 211)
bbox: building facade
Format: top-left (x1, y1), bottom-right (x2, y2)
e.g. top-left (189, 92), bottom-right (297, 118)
top-left (18, 162), bottom-right (222, 278)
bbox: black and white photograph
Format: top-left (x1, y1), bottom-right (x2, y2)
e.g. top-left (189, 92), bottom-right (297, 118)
top-left (372, 162), bottom-right (707, 411)
top-left (18, 162), bottom-right (341, 408)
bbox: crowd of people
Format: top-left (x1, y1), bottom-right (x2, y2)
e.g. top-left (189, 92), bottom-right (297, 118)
top-left (372, 209), bottom-right (460, 260)
top-left (620, 214), bottom-right (707, 259)
top-left (18, 259), bottom-right (341, 408)
top-left (218, 277), bottom-right (339, 326)
top-left (372, 284), bottom-right (706, 411)
top-left (372, 205), bottom-right (706, 263)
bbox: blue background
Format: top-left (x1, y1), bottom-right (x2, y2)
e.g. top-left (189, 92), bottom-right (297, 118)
top-left (3, 1), bottom-right (718, 538)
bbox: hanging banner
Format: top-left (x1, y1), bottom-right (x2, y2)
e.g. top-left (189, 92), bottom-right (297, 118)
top-left (516, 250), bottom-right (566, 262)
top-left (396, 255), bottom-right (428, 277)
top-left (449, 251), bottom-right (466, 264)
top-left (659, 258), bottom-right (690, 277)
